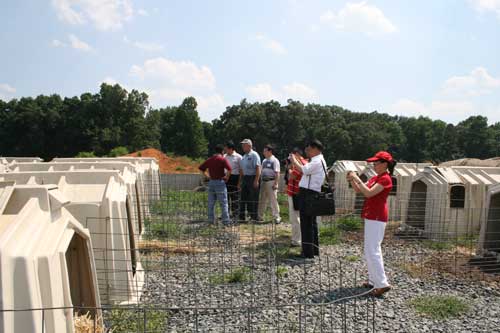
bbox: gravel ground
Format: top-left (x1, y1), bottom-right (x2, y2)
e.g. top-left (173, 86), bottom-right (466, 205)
top-left (137, 227), bottom-right (500, 332)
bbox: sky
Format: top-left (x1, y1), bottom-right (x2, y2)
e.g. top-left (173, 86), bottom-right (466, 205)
top-left (1, 0), bottom-right (500, 124)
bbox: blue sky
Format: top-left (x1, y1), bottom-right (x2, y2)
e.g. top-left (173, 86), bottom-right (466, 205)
top-left (1, 0), bottom-right (500, 123)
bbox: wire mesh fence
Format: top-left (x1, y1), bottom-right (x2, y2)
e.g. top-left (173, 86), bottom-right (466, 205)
top-left (2, 172), bottom-right (500, 332)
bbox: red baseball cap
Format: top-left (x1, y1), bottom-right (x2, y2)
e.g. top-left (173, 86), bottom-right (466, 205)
top-left (366, 151), bottom-right (394, 163)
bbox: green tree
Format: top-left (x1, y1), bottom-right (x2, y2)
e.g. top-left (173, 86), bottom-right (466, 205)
top-left (170, 97), bottom-right (208, 158)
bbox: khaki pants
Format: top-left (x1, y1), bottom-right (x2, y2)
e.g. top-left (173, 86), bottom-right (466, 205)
top-left (258, 181), bottom-right (281, 222)
top-left (288, 195), bottom-right (301, 245)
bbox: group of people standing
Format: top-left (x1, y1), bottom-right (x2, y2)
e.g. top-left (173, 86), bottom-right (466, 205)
top-left (199, 138), bottom-right (395, 297)
top-left (198, 138), bottom-right (327, 259)
top-left (198, 138), bottom-right (282, 225)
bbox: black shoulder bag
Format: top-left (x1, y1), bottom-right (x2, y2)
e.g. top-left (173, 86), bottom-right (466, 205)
top-left (303, 160), bottom-right (336, 216)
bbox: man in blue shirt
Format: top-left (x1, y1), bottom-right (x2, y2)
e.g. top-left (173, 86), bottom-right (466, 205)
top-left (239, 138), bottom-right (261, 222)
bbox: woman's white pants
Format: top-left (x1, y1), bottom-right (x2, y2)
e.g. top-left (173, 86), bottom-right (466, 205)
top-left (364, 219), bottom-right (389, 288)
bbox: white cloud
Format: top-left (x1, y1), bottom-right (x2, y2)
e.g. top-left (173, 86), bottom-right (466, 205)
top-left (253, 34), bottom-right (287, 55)
top-left (388, 98), bottom-right (429, 117)
top-left (68, 34), bottom-right (92, 51)
top-left (52, 0), bottom-right (133, 31)
top-left (469, 0), bottom-right (500, 19)
top-left (128, 57), bottom-right (224, 120)
top-left (246, 83), bottom-right (280, 101)
top-left (52, 39), bottom-right (66, 47)
top-left (123, 36), bottom-right (164, 52)
top-left (137, 8), bottom-right (148, 16)
top-left (245, 82), bottom-right (318, 102)
top-left (52, 0), bottom-right (85, 25)
top-left (441, 67), bottom-right (500, 97)
top-left (0, 83), bottom-right (16, 100)
top-left (283, 82), bottom-right (318, 100)
top-left (388, 98), bottom-right (477, 123)
top-left (101, 76), bottom-right (118, 85)
top-left (130, 57), bottom-right (216, 90)
top-left (320, 2), bottom-right (397, 36)
top-left (388, 66), bottom-right (500, 123)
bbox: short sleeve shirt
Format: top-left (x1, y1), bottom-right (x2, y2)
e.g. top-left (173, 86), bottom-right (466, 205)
top-left (240, 150), bottom-right (261, 176)
top-left (199, 155), bottom-right (232, 180)
top-left (224, 152), bottom-right (242, 175)
top-left (298, 154), bottom-right (327, 192)
top-left (361, 172), bottom-right (393, 222)
top-left (261, 155), bottom-right (280, 178)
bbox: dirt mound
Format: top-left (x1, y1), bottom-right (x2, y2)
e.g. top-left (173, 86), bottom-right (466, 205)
top-left (126, 148), bottom-right (200, 174)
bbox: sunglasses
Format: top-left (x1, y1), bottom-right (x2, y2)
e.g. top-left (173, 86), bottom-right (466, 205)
top-left (373, 159), bottom-right (388, 165)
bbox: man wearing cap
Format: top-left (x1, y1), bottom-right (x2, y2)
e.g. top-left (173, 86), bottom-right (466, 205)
top-left (239, 139), bottom-right (261, 222)
top-left (224, 141), bottom-right (242, 218)
top-left (347, 151), bottom-right (396, 297)
top-left (258, 145), bottom-right (281, 224)
top-left (199, 144), bottom-right (232, 225)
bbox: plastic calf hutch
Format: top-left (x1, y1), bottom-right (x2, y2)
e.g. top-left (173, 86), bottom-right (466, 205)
top-left (0, 171), bottom-right (144, 304)
top-left (478, 182), bottom-right (500, 257)
top-left (405, 166), bottom-right (500, 239)
top-left (7, 161), bottom-right (144, 236)
top-left (1, 157), bottom-right (43, 163)
top-left (51, 157), bottom-right (161, 203)
top-left (0, 182), bottom-right (100, 333)
top-left (328, 161), bottom-right (367, 214)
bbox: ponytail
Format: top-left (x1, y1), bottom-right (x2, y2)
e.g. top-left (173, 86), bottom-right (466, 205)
top-left (388, 160), bottom-right (397, 176)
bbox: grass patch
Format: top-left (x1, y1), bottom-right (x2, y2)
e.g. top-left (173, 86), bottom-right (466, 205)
top-left (209, 267), bottom-right (253, 284)
top-left (106, 307), bottom-right (168, 332)
top-left (409, 295), bottom-right (470, 320)
top-left (319, 224), bottom-right (342, 245)
top-left (422, 240), bottom-right (454, 251)
top-left (336, 215), bottom-right (363, 231)
top-left (345, 255), bottom-right (360, 262)
top-left (143, 218), bottom-right (185, 240)
top-left (276, 265), bottom-right (289, 279)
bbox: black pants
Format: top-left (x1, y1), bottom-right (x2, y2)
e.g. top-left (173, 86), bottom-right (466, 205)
top-left (239, 175), bottom-right (259, 221)
top-left (298, 188), bottom-right (320, 258)
top-left (226, 174), bottom-right (240, 218)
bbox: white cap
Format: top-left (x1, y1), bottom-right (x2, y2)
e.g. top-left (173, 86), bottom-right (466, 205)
top-left (240, 139), bottom-right (252, 146)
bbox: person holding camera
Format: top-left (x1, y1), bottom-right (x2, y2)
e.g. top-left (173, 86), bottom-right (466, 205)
top-left (286, 148), bottom-right (307, 246)
top-left (347, 151), bottom-right (395, 297)
top-left (289, 140), bottom-right (327, 259)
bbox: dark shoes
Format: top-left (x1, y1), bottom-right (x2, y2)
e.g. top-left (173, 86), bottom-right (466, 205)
top-left (370, 286), bottom-right (391, 297)
top-left (362, 282), bottom-right (374, 289)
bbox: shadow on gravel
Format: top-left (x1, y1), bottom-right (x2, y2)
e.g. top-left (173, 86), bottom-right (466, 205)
top-left (310, 286), bottom-right (372, 304)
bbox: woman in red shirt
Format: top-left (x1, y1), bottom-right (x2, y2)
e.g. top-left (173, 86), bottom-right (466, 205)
top-left (347, 151), bottom-right (396, 297)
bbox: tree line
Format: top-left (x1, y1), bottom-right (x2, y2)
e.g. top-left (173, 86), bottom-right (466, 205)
top-left (1, 83), bottom-right (499, 164)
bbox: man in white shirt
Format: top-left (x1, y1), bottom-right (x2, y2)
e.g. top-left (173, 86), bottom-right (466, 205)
top-left (224, 141), bottom-right (242, 218)
top-left (258, 145), bottom-right (281, 223)
top-left (290, 139), bottom-right (327, 258)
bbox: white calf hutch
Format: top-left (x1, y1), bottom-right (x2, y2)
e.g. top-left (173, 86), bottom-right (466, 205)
top-left (0, 171), bottom-right (144, 304)
top-left (405, 166), bottom-right (500, 239)
top-left (52, 157), bottom-right (161, 218)
top-left (0, 182), bottom-right (100, 333)
top-left (478, 183), bottom-right (500, 257)
top-left (7, 161), bottom-right (144, 236)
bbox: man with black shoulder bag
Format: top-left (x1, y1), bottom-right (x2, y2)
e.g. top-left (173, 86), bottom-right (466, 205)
top-left (290, 139), bottom-right (335, 259)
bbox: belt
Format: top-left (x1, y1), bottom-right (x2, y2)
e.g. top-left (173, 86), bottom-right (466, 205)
top-left (262, 177), bottom-right (276, 182)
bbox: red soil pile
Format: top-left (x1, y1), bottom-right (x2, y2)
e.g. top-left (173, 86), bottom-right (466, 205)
top-left (125, 148), bottom-right (200, 174)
